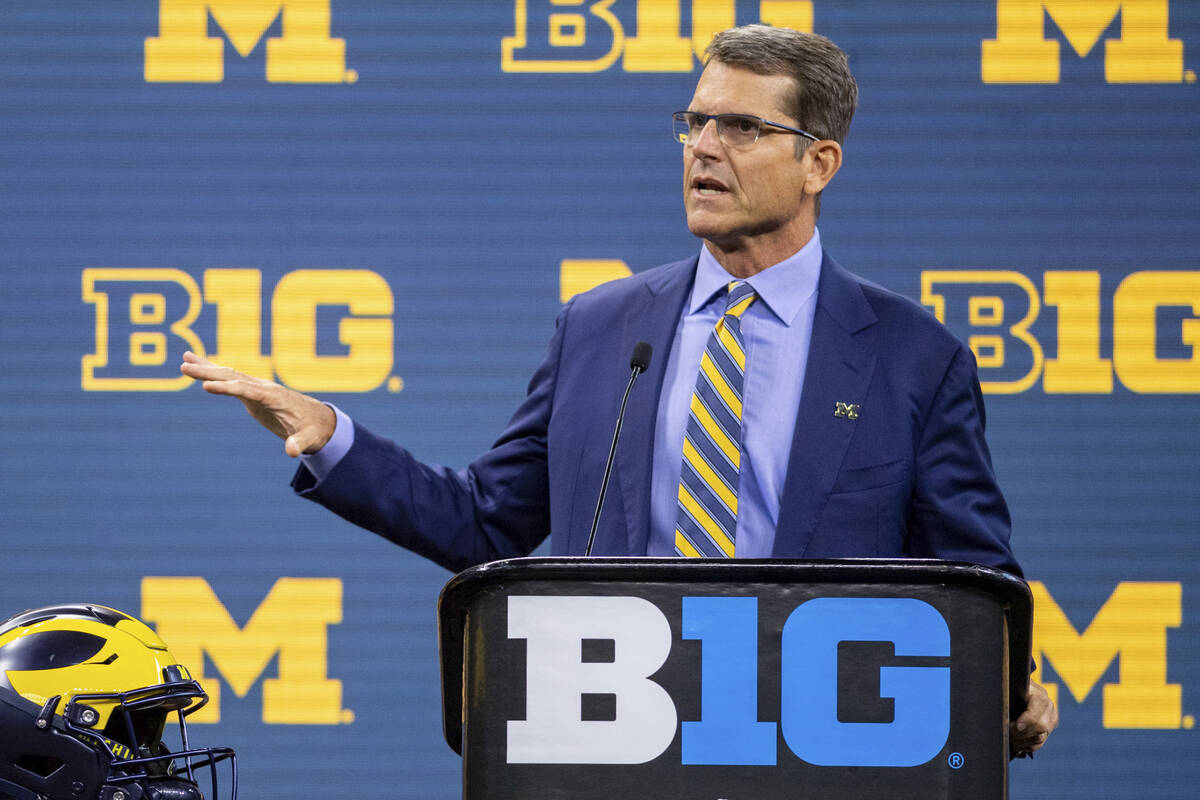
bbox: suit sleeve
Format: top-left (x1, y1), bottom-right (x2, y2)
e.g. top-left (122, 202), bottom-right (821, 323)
top-left (905, 344), bottom-right (1022, 576)
top-left (290, 300), bottom-right (573, 573)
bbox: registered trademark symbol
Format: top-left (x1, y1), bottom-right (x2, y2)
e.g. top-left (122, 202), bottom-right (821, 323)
top-left (340, 708), bottom-right (356, 724)
top-left (387, 375), bottom-right (404, 393)
top-left (948, 752), bottom-right (964, 769)
top-left (345, 68), bottom-right (359, 83)
top-left (1183, 714), bottom-right (1195, 729)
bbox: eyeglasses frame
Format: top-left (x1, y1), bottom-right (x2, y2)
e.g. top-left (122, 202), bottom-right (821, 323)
top-left (672, 111), bottom-right (821, 148)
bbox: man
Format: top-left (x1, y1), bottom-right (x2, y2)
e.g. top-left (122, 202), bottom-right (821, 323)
top-left (182, 25), bottom-right (1056, 753)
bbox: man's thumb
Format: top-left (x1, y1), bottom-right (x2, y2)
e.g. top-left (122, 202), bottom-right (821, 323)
top-left (284, 433), bottom-right (305, 458)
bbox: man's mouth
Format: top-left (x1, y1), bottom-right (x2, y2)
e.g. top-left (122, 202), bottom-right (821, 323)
top-left (692, 177), bottom-right (729, 196)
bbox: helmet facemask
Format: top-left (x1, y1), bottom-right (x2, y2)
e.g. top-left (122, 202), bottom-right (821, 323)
top-left (61, 667), bottom-right (236, 800)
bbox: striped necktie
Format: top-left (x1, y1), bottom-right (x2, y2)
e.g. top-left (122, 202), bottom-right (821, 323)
top-left (674, 281), bottom-right (757, 558)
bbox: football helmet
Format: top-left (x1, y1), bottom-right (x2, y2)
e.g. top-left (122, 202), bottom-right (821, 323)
top-left (0, 604), bottom-right (236, 800)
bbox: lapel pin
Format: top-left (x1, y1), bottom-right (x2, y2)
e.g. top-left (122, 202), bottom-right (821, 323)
top-left (834, 401), bottom-right (860, 420)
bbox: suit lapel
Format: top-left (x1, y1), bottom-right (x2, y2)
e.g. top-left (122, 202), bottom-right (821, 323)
top-left (613, 257), bottom-right (696, 556)
top-left (773, 253), bottom-right (879, 557)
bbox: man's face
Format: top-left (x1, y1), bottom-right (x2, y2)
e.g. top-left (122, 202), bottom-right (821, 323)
top-left (683, 61), bottom-right (814, 258)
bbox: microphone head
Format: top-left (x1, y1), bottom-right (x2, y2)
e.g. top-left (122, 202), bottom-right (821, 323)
top-left (630, 341), bottom-right (653, 372)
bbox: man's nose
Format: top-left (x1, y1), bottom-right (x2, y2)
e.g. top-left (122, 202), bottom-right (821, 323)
top-left (689, 119), bottom-right (723, 158)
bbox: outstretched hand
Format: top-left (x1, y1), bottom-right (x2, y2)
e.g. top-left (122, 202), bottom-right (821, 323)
top-left (1011, 679), bottom-right (1058, 757)
top-left (181, 351), bottom-right (337, 457)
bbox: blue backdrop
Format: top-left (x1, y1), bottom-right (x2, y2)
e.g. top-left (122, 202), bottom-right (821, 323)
top-left (2, 1), bottom-right (1197, 797)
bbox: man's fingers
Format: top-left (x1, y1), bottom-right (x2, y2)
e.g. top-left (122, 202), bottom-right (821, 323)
top-left (1011, 680), bottom-right (1058, 756)
top-left (1026, 681), bottom-right (1057, 725)
top-left (1010, 720), bottom-right (1045, 756)
top-left (182, 363), bottom-right (233, 382)
top-left (199, 377), bottom-right (255, 399)
top-left (180, 352), bottom-right (223, 378)
top-left (180, 353), bottom-right (255, 384)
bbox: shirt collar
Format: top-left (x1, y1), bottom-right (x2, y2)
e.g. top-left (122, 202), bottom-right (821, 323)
top-left (688, 228), bottom-right (823, 327)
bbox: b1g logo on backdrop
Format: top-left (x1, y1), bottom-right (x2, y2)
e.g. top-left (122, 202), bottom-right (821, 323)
top-left (81, 268), bottom-right (397, 392)
top-left (507, 595), bottom-right (950, 767)
top-left (982, 0), bottom-right (1190, 83)
top-left (921, 270), bottom-right (1200, 394)
top-left (502, 0), bottom-right (815, 72)
top-left (144, 0), bottom-right (355, 83)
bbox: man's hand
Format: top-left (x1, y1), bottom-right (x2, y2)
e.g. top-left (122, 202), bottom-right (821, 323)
top-left (1011, 679), bottom-right (1058, 757)
top-left (181, 351), bottom-right (336, 457)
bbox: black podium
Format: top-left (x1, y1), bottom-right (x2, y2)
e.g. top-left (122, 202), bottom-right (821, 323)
top-left (438, 558), bottom-right (1031, 800)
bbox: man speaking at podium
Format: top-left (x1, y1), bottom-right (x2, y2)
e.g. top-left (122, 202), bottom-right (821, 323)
top-left (182, 25), bottom-right (1056, 754)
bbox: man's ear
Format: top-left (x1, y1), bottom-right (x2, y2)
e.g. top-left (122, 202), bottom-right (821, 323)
top-left (804, 139), bottom-right (843, 195)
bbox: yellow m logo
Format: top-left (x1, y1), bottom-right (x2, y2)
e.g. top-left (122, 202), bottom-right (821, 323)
top-left (1031, 581), bottom-right (1184, 728)
top-left (145, 0), bottom-right (349, 83)
top-left (982, 0), bottom-right (1184, 83)
top-left (142, 577), bottom-right (352, 724)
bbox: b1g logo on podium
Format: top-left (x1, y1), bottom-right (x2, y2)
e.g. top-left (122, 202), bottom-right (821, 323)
top-left (507, 595), bottom-right (950, 767)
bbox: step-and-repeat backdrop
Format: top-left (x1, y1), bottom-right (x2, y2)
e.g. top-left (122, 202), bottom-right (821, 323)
top-left (2, 2), bottom-right (1197, 797)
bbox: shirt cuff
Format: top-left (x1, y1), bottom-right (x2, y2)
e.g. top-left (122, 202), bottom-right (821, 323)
top-left (299, 403), bottom-right (354, 482)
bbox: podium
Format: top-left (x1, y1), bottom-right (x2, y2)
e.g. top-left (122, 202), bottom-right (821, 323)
top-left (438, 557), bottom-right (1031, 800)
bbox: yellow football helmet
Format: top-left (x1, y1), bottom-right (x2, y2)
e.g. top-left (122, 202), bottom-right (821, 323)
top-left (0, 604), bottom-right (236, 800)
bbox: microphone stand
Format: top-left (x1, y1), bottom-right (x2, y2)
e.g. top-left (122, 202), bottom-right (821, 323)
top-left (584, 343), bottom-right (652, 557)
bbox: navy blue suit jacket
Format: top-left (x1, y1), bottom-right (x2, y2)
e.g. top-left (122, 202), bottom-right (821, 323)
top-left (293, 252), bottom-right (1019, 575)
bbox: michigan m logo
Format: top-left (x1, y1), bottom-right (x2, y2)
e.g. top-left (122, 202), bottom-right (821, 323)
top-left (145, 0), bottom-right (349, 83)
top-left (1031, 581), bottom-right (1185, 729)
top-left (142, 577), bottom-right (352, 724)
top-left (982, 0), bottom-right (1185, 83)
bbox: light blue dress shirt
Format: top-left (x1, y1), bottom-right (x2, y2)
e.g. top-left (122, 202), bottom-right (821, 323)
top-left (307, 231), bottom-right (824, 558)
top-left (302, 405), bottom-right (353, 481)
top-left (646, 230), bottom-right (822, 557)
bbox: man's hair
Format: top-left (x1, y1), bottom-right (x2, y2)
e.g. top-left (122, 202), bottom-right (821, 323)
top-left (705, 25), bottom-right (858, 145)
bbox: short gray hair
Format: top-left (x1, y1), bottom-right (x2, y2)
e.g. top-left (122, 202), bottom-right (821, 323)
top-left (705, 25), bottom-right (858, 144)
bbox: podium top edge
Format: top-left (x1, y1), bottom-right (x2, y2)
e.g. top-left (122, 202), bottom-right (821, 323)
top-left (439, 556), bottom-right (1029, 611)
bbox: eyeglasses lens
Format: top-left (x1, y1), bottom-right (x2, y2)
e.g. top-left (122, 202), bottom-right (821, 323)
top-left (672, 113), bottom-right (761, 147)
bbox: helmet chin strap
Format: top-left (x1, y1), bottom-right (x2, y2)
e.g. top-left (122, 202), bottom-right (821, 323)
top-left (141, 777), bottom-right (205, 800)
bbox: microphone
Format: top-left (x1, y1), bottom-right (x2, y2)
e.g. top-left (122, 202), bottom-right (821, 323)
top-left (630, 341), bottom-right (652, 373)
top-left (584, 342), bottom-right (653, 557)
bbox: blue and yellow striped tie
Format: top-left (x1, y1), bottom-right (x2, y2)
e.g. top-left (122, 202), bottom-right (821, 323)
top-left (674, 281), bottom-right (757, 558)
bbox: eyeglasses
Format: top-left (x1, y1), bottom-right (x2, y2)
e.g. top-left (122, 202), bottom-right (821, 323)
top-left (671, 111), bottom-right (820, 149)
